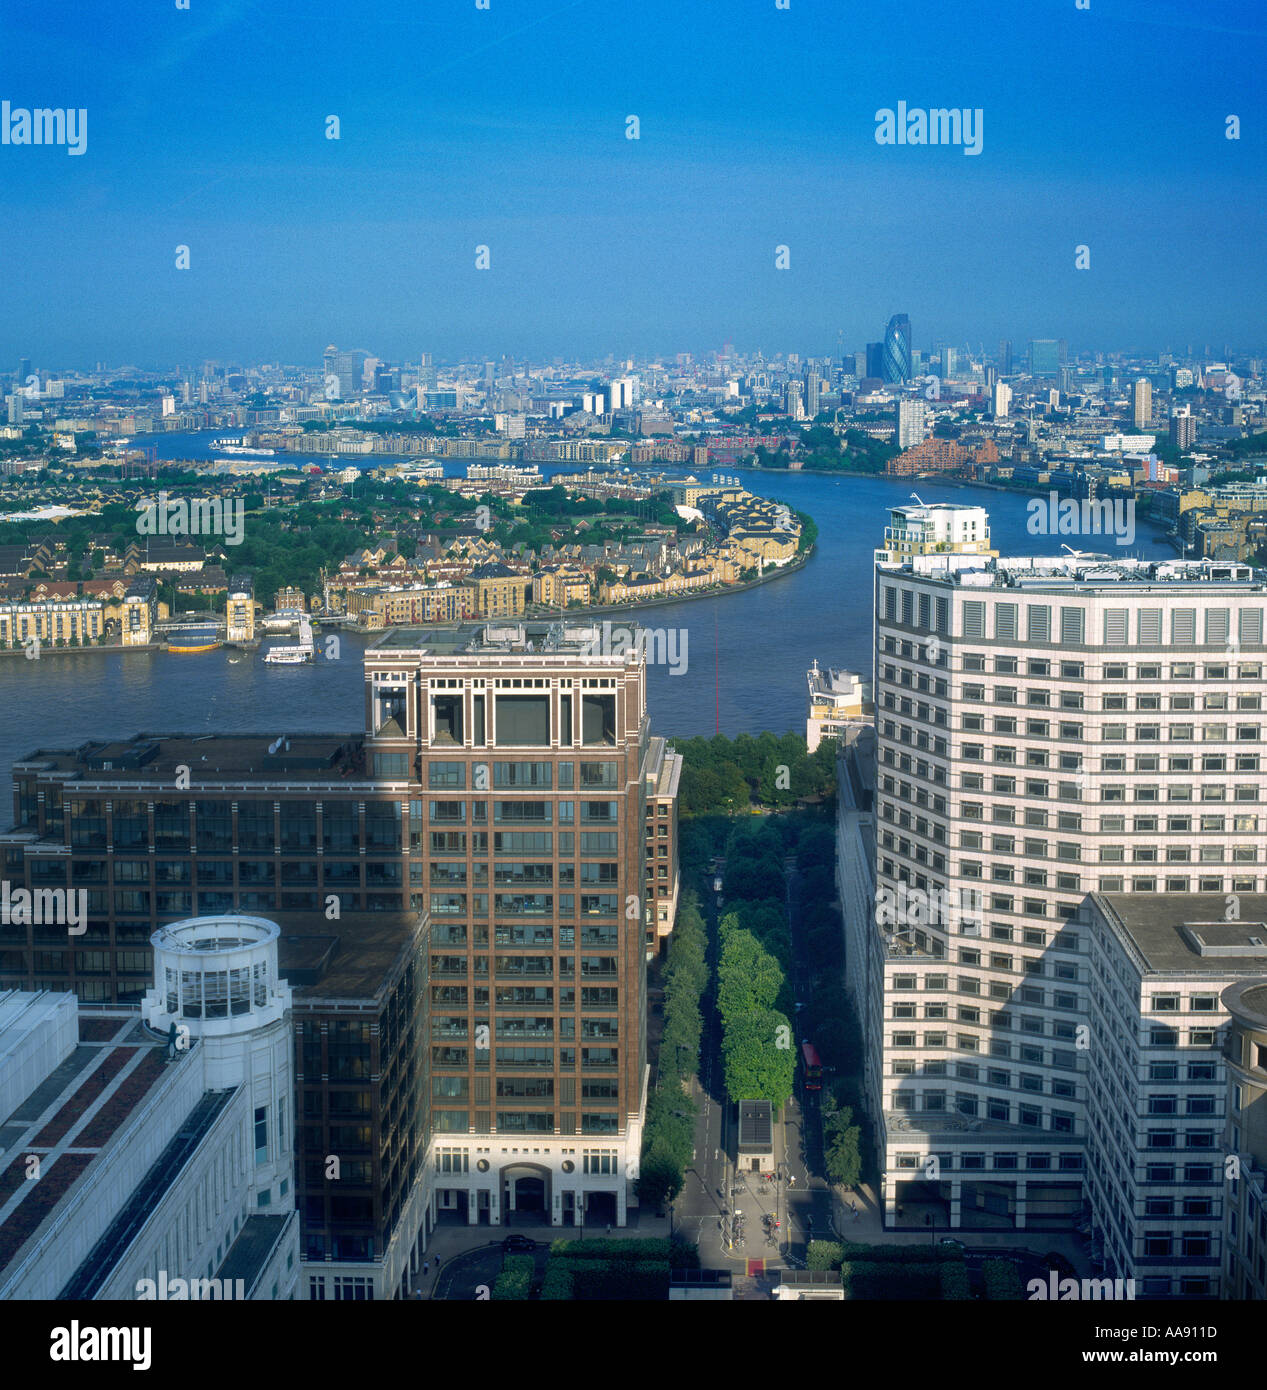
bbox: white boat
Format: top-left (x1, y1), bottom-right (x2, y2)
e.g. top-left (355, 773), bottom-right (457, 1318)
top-left (263, 613), bottom-right (314, 663)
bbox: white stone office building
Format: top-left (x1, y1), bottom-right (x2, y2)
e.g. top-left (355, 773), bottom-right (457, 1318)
top-left (1081, 894), bottom-right (1267, 1298)
top-left (867, 546), bottom-right (1267, 1231)
top-left (0, 916), bottom-right (298, 1300)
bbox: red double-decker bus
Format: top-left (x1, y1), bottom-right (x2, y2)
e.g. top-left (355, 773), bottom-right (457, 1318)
top-left (801, 1041), bottom-right (822, 1090)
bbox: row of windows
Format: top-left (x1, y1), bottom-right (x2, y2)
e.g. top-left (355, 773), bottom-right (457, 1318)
top-left (425, 761), bottom-right (621, 790)
top-left (881, 636), bottom-right (1263, 685)
top-left (891, 1149), bottom-right (1084, 1172)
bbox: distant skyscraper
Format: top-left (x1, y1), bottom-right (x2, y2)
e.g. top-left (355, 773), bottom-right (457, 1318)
top-left (805, 372), bottom-right (821, 419)
top-left (7, 393), bottom-right (23, 425)
top-left (17, 357), bottom-right (31, 389)
top-left (896, 398), bottom-right (928, 449)
top-left (1170, 406), bottom-right (1196, 449)
top-left (1133, 378), bottom-right (1153, 429)
top-left (865, 343), bottom-right (884, 380)
top-left (784, 380), bottom-right (804, 420)
top-left (990, 380), bottom-right (1012, 419)
top-left (997, 339), bottom-right (1012, 375)
top-left (1027, 338), bottom-right (1060, 377)
top-left (320, 347), bottom-right (362, 400)
top-left (882, 314), bottom-right (913, 384)
top-left (940, 346), bottom-right (957, 380)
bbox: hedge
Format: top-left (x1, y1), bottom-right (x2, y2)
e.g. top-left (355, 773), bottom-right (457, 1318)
top-left (939, 1261), bottom-right (971, 1300)
top-left (806, 1240), bottom-right (844, 1271)
top-left (543, 1257), bottom-right (670, 1300)
top-left (983, 1258), bottom-right (1024, 1301)
top-left (490, 1254), bottom-right (534, 1300)
top-left (539, 1265), bottom-right (575, 1300)
top-left (547, 1238), bottom-right (672, 1261)
top-left (835, 1240), bottom-right (960, 1264)
top-left (841, 1260), bottom-right (942, 1300)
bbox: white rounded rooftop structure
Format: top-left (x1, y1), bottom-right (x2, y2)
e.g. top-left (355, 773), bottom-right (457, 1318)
top-left (145, 915), bottom-right (289, 1034)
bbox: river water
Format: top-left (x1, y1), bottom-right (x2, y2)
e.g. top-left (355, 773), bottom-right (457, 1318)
top-left (1, 433), bottom-right (1175, 803)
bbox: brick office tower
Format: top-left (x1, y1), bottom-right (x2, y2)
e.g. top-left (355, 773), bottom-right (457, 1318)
top-left (362, 623), bottom-right (656, 1228)
top-left (1, 621), bottom-right (678, 1241)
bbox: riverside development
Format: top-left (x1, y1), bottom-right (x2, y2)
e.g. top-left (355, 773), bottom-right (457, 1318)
top-left (0, 340), bottom-right (1265, 1324)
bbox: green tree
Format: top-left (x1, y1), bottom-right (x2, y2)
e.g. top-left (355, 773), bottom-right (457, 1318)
top-left (823, 1103), bottom-right (863, 1188)
top-left (721, 1008), bottom-right (795, 1106)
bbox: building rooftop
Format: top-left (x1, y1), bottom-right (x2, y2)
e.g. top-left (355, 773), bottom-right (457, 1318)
top-left (880, 554), bottom-right (1262, 591)
top-left (1093, 894), bottom-right (1267, 976)
top-left (368, 620), bottom-right (649, 657)
top-left (0, 1013), bottom-right (182, 1285)
top-left (9, 732), bottom-right (365, 792)
top-left (270, 911), bottom-right (425, 1004)
top-left (737, 1099), bottom-right (773, 1150)
top-left (215, 1213), bottom-right (291, 1296)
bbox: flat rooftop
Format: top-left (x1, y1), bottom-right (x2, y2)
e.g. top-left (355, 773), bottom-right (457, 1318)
top-left (879, 555), bottom-right (1263, 591)
top-left (737, 1099), bottom-right (773, 1150)
top-left (0, 1013), bottom-right (178, 1283)
top-left (9, 732), bottom-right (364, 788)
top-left (1094, 894), bottom-right (1267, 976)
top-left (368, 620), bottom-right (648, 657)
top-left (271, 911), bottom-right (424, 1004)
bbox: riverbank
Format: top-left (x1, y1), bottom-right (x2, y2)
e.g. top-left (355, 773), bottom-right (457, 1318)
top-left (0, 642), bottom-right (162, 658)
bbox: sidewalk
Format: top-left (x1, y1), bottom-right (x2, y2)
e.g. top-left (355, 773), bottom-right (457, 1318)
top-left (825, 1181), bottom-right (1086, 1267)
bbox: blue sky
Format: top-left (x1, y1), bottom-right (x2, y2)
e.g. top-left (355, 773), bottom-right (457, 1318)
top-left (3, 0), bottom-right (1265, 367)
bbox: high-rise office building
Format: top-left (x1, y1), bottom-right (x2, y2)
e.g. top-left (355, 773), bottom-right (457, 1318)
top-left (858, 537), bottom-right (1267, 1237)
top-left (17, 357), bottom-right (31, 389)
top-left (784, 380), bottom-right (804, 420)
top-left (940, 346), bottom-right (957, 381)
top-left (998, 340), bottom-right (1013, 376)
top-left (1028, 339), bottom-right (1060, 377)
top-left (1133, 378), bottom-right (1153, 430)
top-left (883, 315), bottom-right (913, 384)
top-left (896, 398), bottom-right (929, 449)
top-left (865, 343), bottom-right (885, 380)
top-left (1, 622), bottom-right (681, 1243)
top-left (323, 345), bottom-right (363, 400)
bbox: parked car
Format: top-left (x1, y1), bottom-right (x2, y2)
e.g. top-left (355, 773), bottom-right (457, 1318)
top-left (501, 1234), bottom-right (537, 1252)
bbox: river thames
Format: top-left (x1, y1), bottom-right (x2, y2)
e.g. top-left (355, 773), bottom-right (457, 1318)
top-left (0, 434), bottom-right (1175, 802)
